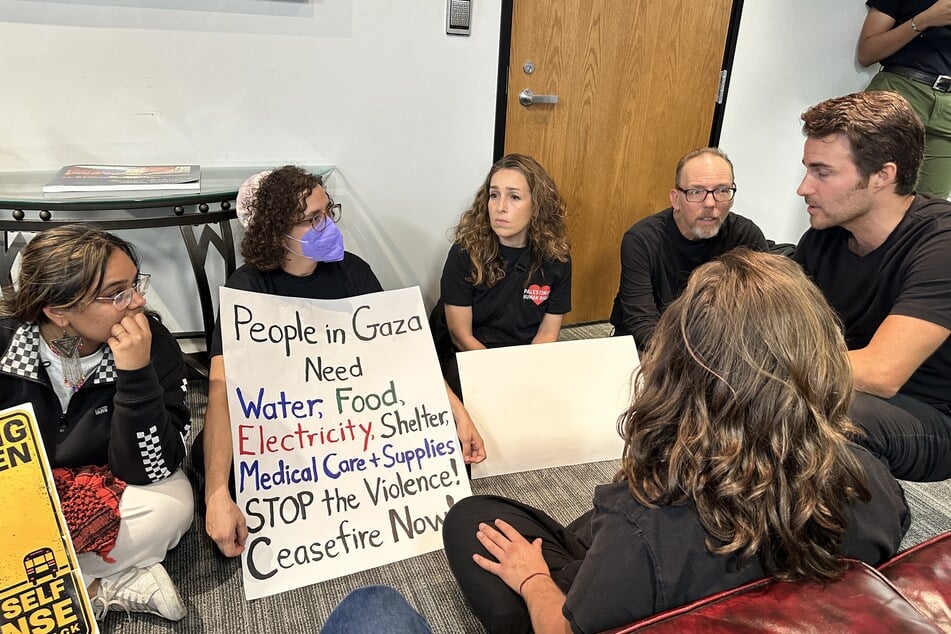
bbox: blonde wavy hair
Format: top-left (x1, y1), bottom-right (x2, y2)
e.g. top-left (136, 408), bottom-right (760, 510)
top-left (453, 154), bottom-right (569, 287)
top-left (616, 249), bottom-right (870, 582)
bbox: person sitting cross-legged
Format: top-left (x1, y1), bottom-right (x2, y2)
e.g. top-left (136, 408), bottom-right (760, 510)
top-left (0, 225), bottom-right (193, 621)
top-left (443, 249), bottom-right (909, 634)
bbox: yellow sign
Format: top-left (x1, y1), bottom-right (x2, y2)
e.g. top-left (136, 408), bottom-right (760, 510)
top-left (0, 404), bottom-right (97, 634)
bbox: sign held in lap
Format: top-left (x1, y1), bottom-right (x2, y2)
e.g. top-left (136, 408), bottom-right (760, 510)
top-left (220, 286), bottom-right (472, 600)
top-left (0, 403), bottom-right (97, 634)
top-left (459, 336), bottom-right (639, 479)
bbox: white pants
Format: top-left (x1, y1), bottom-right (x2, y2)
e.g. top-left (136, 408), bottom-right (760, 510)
top-left (77, 469), bottom-right (194, 583)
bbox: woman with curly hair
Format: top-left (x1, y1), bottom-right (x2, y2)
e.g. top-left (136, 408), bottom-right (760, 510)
top-left (197, 166), bottom-right (484, 558)
top-left (436, 154), bottom-right (571, 394)
top-left (196, 165), bottom-right (384, 558)
top-left (442, 249), bottom-right (909, 634)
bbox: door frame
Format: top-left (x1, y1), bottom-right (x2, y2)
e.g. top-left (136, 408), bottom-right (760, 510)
top-left (492, 0), bottom-right (747, 159)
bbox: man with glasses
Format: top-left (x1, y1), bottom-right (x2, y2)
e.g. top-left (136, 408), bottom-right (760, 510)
top-left (794, 91), bottom-right (951, 482)
top-left (609, 147), bottom-right (767, 350)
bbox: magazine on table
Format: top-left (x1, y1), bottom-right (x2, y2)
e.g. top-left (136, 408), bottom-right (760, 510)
top-left (43, 164), bottom-right (200, 193)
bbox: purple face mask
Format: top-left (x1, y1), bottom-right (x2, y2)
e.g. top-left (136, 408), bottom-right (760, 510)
top-left (286, 219), bottom-right (345, 262)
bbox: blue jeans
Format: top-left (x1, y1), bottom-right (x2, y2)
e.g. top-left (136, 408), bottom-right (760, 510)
top-left (321, 586), bottom-right (433, 634)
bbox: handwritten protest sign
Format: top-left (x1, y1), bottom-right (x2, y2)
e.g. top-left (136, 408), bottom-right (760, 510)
top-left (0, 403), bottom-right (97, 634)
top-left (220, 286), bottom-right (472, 600)
top-left (459, 336), bottom-right (639, 478)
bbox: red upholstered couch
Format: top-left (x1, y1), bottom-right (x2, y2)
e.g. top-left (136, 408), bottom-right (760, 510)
top-left (608, 531), bottom-right (950, 633)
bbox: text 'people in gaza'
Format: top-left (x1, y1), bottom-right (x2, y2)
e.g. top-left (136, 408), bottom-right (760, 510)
top-left (229, 302), bottom-right (422, 359)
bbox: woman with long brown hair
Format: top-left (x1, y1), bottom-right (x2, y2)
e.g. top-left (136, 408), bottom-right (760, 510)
top-left (435, 154), bottom-right (571, 394)
top-left (0, 225), bottom-right (193, 621)
top-left (442, 249), bottom-right (909, 633)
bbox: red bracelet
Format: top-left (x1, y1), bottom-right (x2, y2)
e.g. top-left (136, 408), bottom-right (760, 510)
top-left (518, 571), bottom-right (551, 596)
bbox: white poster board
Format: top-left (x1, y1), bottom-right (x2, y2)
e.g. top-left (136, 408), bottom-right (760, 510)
top-left (459, 336), bottom-right (639, 478)
top-left (220, 286), bottom-right (472, 600)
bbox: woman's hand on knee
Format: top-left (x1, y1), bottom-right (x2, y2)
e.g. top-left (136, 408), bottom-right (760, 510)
top-left (472, 519), bottom-right (549, 594)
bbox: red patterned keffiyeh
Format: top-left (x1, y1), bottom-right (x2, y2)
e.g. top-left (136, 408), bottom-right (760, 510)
top-left (52, 465), bottom-right (127, 563)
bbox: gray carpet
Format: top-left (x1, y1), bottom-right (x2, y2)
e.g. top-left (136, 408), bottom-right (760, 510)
top-left (100, 323), bottom-right (951, 633)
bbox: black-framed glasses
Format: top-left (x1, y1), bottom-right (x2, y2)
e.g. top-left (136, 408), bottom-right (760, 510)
top-left (676, 186), bottom-right (737, 203)
top-left (94, 273), bottom-right (150, 310)
top-left (303, 199), bottom-right (343, 232)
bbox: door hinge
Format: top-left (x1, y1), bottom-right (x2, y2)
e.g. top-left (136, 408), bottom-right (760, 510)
top-left (716, 70), bottom-right (729, 104)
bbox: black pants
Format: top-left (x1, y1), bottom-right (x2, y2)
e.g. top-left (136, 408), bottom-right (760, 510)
top-left (442, 495), bottom-right (592, 634)
top-left (850, 392), bottom-right (951, 482)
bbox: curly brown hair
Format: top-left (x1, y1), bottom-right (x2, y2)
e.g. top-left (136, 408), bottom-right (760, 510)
top-left (453, 154), bottom-right (569, 287)
top-left (616, 249), bottom-right (870, 583)
top-left (241, 165), bottom-right (324, 270)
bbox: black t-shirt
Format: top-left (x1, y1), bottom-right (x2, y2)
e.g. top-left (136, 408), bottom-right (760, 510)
top-left (562, 444), bottom-right (909, 634)
top-left (867, 0), bottom-right (951, 75)
top-left (440, 242), bottom-right (571, 348)
top-left (609, 208), bottom-right (767, 348)
top-left (210, 252), bottom-right (382, 356)
top-left (795, 195), bottom-right (951, 414)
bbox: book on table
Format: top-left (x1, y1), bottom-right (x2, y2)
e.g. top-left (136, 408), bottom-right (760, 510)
top-left (42, 164), bottom-right (201, 193)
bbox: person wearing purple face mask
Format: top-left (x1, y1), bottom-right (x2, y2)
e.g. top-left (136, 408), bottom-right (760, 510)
top-left (194, 166), bottom-right (485, 558)
top-left (283, 200), bottom-right (347, 263)
top-left (193, 165), bottom-right (382, 557)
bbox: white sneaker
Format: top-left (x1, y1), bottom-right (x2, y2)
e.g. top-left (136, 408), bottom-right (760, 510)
top-left (92, 563), bottom-right (187, 622)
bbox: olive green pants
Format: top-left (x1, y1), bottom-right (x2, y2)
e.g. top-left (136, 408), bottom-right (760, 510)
top-left (867, 70), bottom-right (951, 199)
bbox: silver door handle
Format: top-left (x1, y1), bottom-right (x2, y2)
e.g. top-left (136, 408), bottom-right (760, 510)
top-left (518, 89), bottom-right (559, 107)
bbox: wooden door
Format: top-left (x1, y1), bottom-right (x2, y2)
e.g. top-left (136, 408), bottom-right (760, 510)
top-left (504, 0), bottom-right (735, 324)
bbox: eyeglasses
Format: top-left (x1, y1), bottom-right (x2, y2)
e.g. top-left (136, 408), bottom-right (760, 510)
top-left (302, 199), bottom-right (343, 232)
top-left (94, 273), bottom-right (150, 310)
top-left (676, 186), bottom-right (737, 203)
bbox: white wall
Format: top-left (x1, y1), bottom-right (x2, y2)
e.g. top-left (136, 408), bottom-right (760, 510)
top-left (720, 2), bottom-right (877, 244)
top-left (0, 0), bottom-right (500, 335)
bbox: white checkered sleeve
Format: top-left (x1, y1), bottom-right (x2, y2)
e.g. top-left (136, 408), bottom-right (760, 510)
top-left (137, 425), bottom-right (172, 481)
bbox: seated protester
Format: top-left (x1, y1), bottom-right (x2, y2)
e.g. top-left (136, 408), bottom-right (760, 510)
top-left (608, 147), bottom-right (767, 351)
top-left (443, 249), bottom-right (910, 634)
top-left (795, 91), bottom-right (951, 482)
top-left (0, 225), bottom-right (193, 622)
top-left (436, 154), bottom-right (571, 395)
top-left (196, 166), bottom-right (484, 558)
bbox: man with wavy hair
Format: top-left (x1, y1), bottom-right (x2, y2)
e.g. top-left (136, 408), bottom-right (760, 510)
top-left (795, 91), bottom-right (951, 482)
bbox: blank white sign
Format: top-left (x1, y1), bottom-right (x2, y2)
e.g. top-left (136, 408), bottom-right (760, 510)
top-left (458, 336), bottom-right (639, 479)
